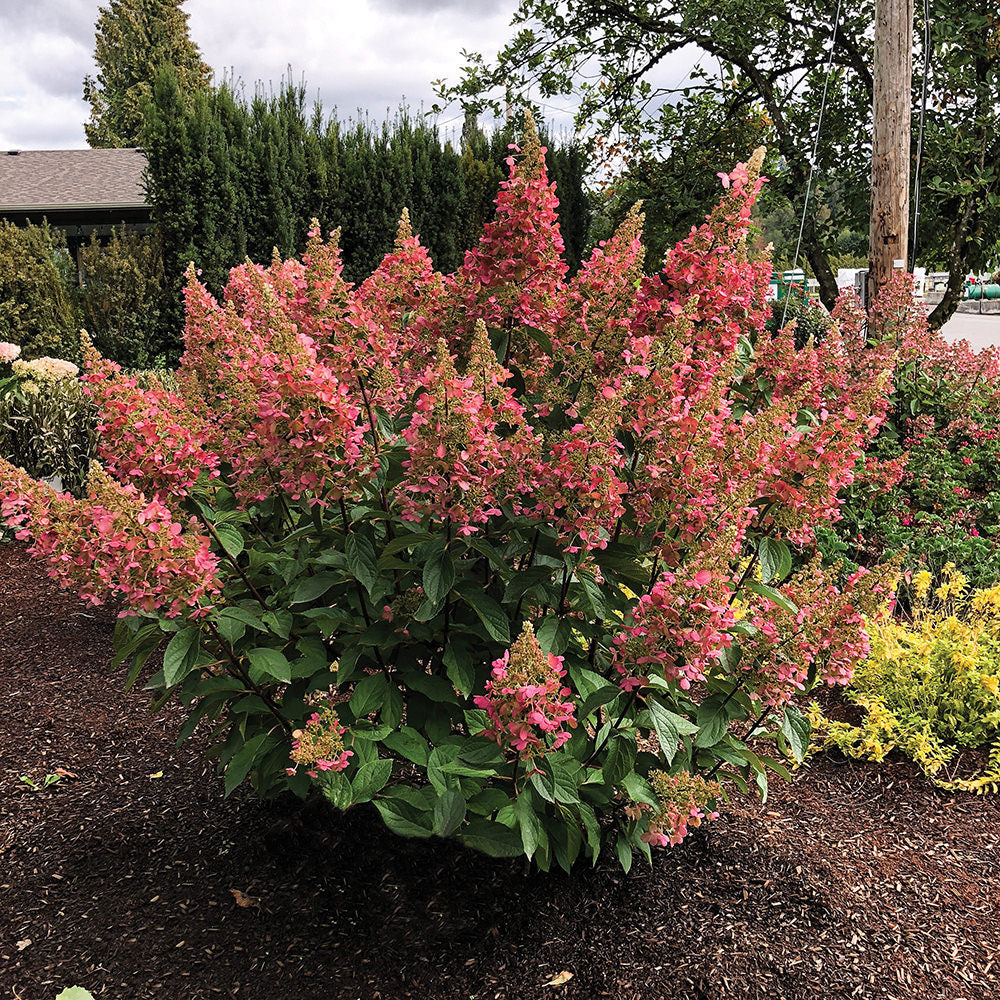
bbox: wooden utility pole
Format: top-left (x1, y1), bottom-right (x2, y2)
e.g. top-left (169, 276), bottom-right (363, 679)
top-left (869, 0), bottom-right (913, 300)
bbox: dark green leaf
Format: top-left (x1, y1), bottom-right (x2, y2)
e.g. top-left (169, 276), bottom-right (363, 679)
top-left (456, 585), bottom-right (510, 643)
top-left (350, 758), bottom-right (393, 803)
top-left (163, 628), bottom-right (200, 686)
top-left (375, 799), bottom-right (434, 838)
top-left (615, 836), bottom-right (633, 873)
top-left (443, 639), bottom-right (475, 696)
top-left (323, 770), bottom-right (353, 810)
top-left (458, 819), bottom-right (523, 857)
top-left (514, 794), bottom-right (543, 860)
top-left (246, 647), bottom-right (292, 684)
top-left (403, 670), bottom-right (458, 703)
top-left (350, 673), bottom-right (388, 717)
top-left (423, 545), bottom-right (456, 606)
top-left (382, 726), bottom-right (430, 765)
top-left (292, 573), bottom-right (340, 605)
top-left (758, 537), bottom-right (792, 584)
top-left (433, 788), bottom-right (467, 837)
top-left (346, 531), bottom-right (379, 594)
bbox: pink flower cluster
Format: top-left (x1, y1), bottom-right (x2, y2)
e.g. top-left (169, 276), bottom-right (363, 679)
top-left (286, 699), bottom-right (353, 778)
top-left (633, 770), bottom-right (722, 847)
top-left (81, 334), bottom-right (220, 507)
top-left (612, 567), bottom-right (735, 691)
top-left (738, 559), bottom-right (885, 707)
top-left (399, 332), bottom-right (538, 530)
top-left (474, 623), bottom-right (577, 755)
top-left (0, 458), bottom-right (218, 616)
top-left (0, 116), bottom-right (897, 719)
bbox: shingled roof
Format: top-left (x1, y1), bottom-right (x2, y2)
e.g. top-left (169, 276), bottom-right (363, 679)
top-left (0, 147), bottom-right (148, 212)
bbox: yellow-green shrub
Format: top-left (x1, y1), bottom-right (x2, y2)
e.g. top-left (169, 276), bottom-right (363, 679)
top-left (0, 221), bottom-right (79, 362)
top-left (808, 565), bottom-right (1000, 792)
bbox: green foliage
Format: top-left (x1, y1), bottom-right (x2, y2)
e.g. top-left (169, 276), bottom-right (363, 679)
top-left (83, 0), bottom-right (211, 148)
top-left (766, 290), bottom-right (832, 349)
top-left (116, 473), bottom-right (787, 871)
top-left (809, 569), bottom-right (1000, 792)
top-left (0, 378), bottom-right (98, 495)
top-left (79, 227), bottom-right (168, 367)
top-left (828, 346), bottom-right (1000, 590)
top-left (595, 95), bottom-right (772, 270)
top-left (143, 77), bottom-right (591, 346)
top-left (0, 221), bottom-right (79, 362)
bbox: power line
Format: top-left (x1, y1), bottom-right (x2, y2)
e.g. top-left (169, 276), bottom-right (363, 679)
top-left (781, 0), bottom-right (844, 329)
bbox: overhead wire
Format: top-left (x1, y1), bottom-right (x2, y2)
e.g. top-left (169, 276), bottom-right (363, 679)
top-left (780, 0), bottom-right (844, 329)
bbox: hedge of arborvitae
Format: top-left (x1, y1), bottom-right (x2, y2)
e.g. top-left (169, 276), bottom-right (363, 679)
top-left (143, 68), bottom-right (590, 345)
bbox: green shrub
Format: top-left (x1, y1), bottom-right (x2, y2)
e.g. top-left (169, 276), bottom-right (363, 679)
top-left (2, 139), bottom-right (895, 870)
top-left (0, 221), bottom-right (79, 362)
top-left (79, 227), bottom-right (168, 368)
top-left (766, 289), bottom-right (832, 348)
top-left (825, 287), bottom-right (1000, 590)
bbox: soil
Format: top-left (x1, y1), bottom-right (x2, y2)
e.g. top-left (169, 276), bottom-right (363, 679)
top-left (2, 542), bottom-right (999, 1000)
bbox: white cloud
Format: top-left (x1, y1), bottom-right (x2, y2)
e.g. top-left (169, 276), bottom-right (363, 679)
top-left (0, 0), bottom-right (520, 149)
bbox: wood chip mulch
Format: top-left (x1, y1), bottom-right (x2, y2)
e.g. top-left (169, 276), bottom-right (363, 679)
top-left (2, 542), bottom-right (999, 1000)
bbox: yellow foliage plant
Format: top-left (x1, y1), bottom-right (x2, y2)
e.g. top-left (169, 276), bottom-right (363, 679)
top-left (807, 564), bottom-right (1000, 793)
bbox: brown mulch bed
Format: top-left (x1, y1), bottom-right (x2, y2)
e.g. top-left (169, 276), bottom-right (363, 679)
top-left (2, 543), bottom-right (999, 1000)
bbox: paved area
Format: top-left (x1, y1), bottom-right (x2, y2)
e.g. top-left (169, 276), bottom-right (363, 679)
top-left (937, 311), bottom-right (1000, 350)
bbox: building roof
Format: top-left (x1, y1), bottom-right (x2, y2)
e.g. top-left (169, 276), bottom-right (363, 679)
top-left (0, 147), bottom-right (148, 213)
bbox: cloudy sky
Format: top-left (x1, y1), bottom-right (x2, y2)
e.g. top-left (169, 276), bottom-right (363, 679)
top-left (0, 0), bottom-right (536, 149)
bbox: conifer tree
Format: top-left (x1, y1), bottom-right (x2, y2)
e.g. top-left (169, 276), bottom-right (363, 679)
top-left (84, 0), bottom-right (211, 148)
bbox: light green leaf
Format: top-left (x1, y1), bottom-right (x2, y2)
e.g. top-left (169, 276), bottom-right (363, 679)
top-left (746, 579), bottom-right (799, 617)
top-left (214, 524), bottom-right (245, 558)
top-left (647, 700), bottom-right (697, 765)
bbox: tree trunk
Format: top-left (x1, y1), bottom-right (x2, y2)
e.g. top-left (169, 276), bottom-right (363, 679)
top-left (927, 266), bottom-right (966, 331)
top-left (805, 240), bottom-right (840, 311)
top-left (926, 202), bottom-right (973, 330)
top-left (869, 0), bottom-right (913, 302)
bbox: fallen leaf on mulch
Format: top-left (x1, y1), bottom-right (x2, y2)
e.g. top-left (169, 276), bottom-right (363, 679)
top-left (53, 768), bottom-right (77, 779)
top-left (148, 770), bottom-right (164, 779)
top-left (16, 939), bottom-right (31, 951)
top-left (229, 889), bottom-right (261, 909)
top-left (543, 970), bottom-right (573, 986)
